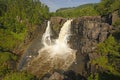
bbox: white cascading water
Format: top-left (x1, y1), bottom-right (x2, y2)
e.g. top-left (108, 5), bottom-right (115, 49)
top-left (38, 19), bottom-right (75, 57)
top-left (42, 21), bottom-right (52, 46)
top-left (26, 20), bottom-right (76, 76)
top-left (58, 19), bottom-right (71, 42)
top-left (51, 19), bottom-right (74, 56)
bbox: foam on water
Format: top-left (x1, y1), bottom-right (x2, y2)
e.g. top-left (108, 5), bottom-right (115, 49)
top-left (20, 20), bottom-right (76, 76)
top-left (42, 21), bottom-right (52, 46)
top-left (38, 19), bottom-right (75, 57)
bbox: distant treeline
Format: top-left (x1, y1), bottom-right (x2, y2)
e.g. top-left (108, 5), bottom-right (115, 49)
top-left (51, 0), bottom-right (120, 18)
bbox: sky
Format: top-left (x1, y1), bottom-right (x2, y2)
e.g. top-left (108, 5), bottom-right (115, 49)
top-left (40, 0), bottom-right (100, 12)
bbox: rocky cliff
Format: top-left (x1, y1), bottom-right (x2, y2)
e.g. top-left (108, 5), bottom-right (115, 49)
top-left (50, 16), bottom-right (112, 77)
top-left (69, 16), bottom-right (112, 75)
top-left (18, 16), bottom-right (112, 79)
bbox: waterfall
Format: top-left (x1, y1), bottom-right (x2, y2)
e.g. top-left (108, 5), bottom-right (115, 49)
top-left (42, 21), bottom-right (52, 46)
top-left (58, 19), bottom-right (72, 44)
top-left (38, 19), bottom-right (74, 56)
top-left (19, 20), bottom-right (76, 76)
top-left (51, 19), bottom-right (73, 56)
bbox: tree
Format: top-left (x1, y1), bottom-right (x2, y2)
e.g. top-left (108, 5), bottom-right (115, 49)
top-left (95, 0), bottom-right (120, 15)
top-left (0, 0), bottom-right (50, 51)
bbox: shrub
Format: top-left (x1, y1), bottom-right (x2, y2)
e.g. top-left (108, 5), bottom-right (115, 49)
top-left (0, 52), bottom-right (17, 77)
top-left (3, 72), bottom-right (35, 80)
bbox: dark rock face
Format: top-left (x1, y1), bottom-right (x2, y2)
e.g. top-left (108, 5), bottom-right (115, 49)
top-left (50, 17), bottom-right (67, 38)
top-left (50, 16), bottom-right (112, 76)
top-left (18, 16), bottom-right (112, 78)
top-left (112, 10), bottom-right (120, 24)
top-left (101, 14), bottom-right (112, 25)
top-left (41, 70), bottom-right (86, 80)
top-left (68, 16), bottom-right (112, 76)
top-left (101, 10), bottom-right (120, 25)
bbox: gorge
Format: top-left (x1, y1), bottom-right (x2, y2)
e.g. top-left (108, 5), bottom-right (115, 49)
top-left (18, 16), bottom-right (113, 80)
top-left (0, 0), bottom-right (120, 80)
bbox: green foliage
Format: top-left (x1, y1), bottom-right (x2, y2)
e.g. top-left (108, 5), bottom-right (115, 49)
top-left (0, 0), bottom-right (7, 16)
top-left (3, 72), bottom-right (35, 80)
top-left (0, 0), bottom-right (50, 79)
top-left (91, 56), bottom-right (115, 73)
top-left (0, 52), bottom-right (17, 77)
top-left (52, 4), bottom-right (99, 18)
top-left (95, 0), bottom-right (120, 15)
top-left (0, 51), bottom-right (36, 80)
top-left (87, 74), bottom-right (93, 80)
top-left (0, 52), bottom-right (16, 63)
top-left (91, 35), bottom-right (120, 79)
top-left (0, 29), bottom-right (26, 50)
top-left (0, 0), bottom-right (50, 51)
top-left (52, 0), bottom-right (120, 17)
top-left (97, 35), bottom-right (119, 56)
top-left (88, 73), bottom-right (99, 80)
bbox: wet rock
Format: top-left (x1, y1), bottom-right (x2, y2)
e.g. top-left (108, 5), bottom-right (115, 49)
top-left (69, 16), bottom-right (112, 76)
top-left (88, 53), bottom-right (101, 61)
top-left (18, 16), bottom-right (112, 78)
top-left (50, 17), bottom-right (66, 35)
top-left (48, 72), bottom-right (64, 80)
top-left (41, 70), bottom-right (86, 80)
top-left (101, 14), bottom-right (112, 25)
top-left (101, 10), bottom-right (120, 25)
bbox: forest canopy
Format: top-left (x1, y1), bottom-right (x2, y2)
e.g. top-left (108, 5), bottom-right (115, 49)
top-left (0, 0), bottom-right (50, 51)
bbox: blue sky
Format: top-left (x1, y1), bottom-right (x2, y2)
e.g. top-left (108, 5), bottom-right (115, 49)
top-left (40, 0), bottom-right (100, 12)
